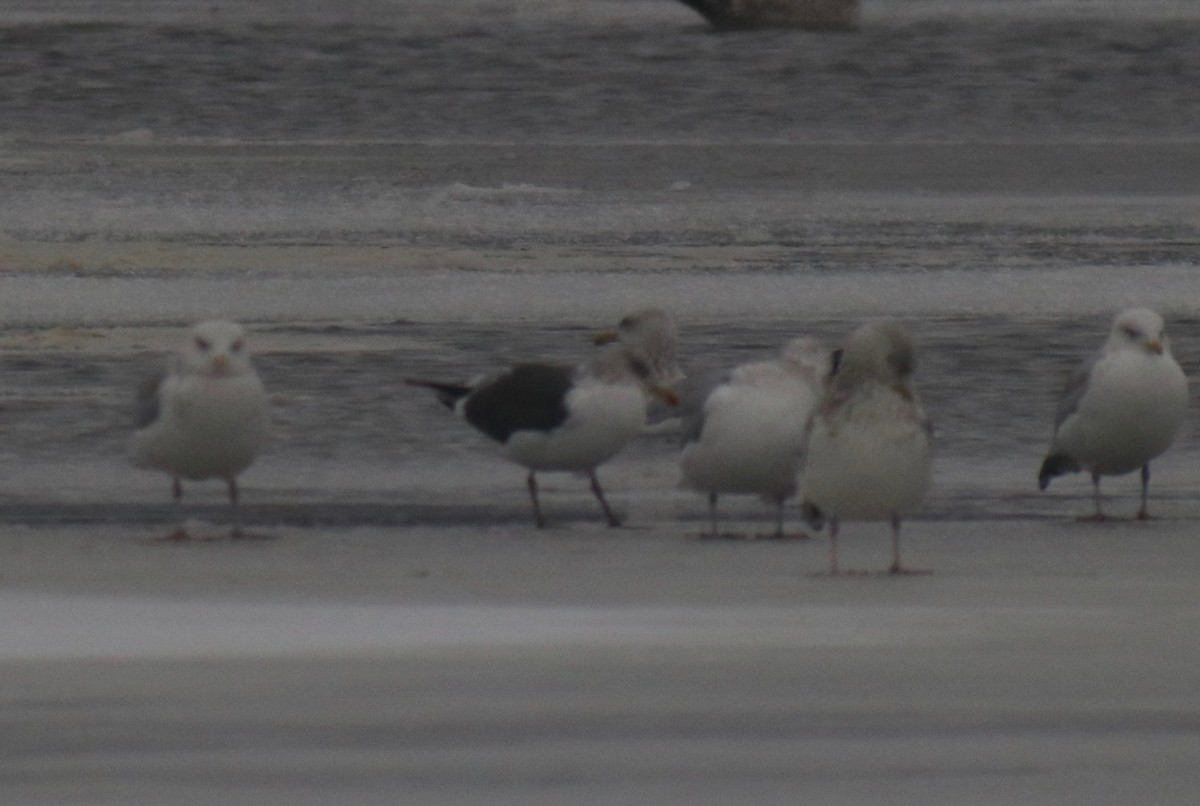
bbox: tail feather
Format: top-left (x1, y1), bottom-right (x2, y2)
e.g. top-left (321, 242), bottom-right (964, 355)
top-left (405, 378), bottom-right (472, 410)
top-left (1038, 453), bottom-right (1079, 490)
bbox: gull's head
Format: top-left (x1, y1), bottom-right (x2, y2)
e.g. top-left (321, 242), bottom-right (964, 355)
top-left (779, 337), bottom-right (833, 383)
top-left (1108, 307), bottom-right (1169, 357)
top-left (832, 319), bottom-right (917, 390)
top-left (180, 320), bottom-right (255, 378)
top-left (594, 307), bottom-right (684, 387)
top-left (588, 344), bottom-right (681, 407)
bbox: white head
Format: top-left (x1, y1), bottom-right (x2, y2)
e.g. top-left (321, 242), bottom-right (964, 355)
top-left (831, 319), bottom-right (917, 392)
top-left (594, 307), bottom-right (684, 387)
top-left (1106, 307), bottom-right (1170, 357)
top-left (779, 337), bottom-right (832, 381)
top-left (178, 320), bottom-right (256, 378)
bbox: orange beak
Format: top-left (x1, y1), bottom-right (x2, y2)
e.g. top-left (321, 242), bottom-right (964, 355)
top-left (594, 329), bottom-right (620, 346)
top-left (651, 385), bottom-right (681, 407)
top-left (212, 354), bottom-right (230, 374)
top-left (1148, 339), bottom-right (1164, 355)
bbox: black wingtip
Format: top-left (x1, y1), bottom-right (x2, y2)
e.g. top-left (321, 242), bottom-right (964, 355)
top-left (405, 378), bottom-right (472, 410)
top-left (801, 502), bottom-right (825, 531)
top-left (1038, 453), bottom-right (1079, 490)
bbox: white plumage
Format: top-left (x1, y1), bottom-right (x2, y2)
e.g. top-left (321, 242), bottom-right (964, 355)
top-left (131, 320), bottom-right (270, 539)
top-left (1038, 307), bottom-right (1188, 520)
top-left (680, 337), bottom-right (830, 538)
top-left (800, 320), bottom-right (932, 575)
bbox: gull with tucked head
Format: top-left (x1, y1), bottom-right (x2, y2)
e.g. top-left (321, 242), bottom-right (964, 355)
top-left (1038, 307), bottom-right (1188, 520)
top-left (131, 320), bottom-right (270, 540)
top-left (800, 319), bottom-right (932, 575)
top-left (680, 337), bottom-right (831, 539)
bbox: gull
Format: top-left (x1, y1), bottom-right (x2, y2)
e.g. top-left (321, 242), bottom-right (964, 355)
top-left (800, 320), bottom-right (932, 575)
top-left (1038, 307), bottom-right (1188, 520)
top-left (130, 321), bottom-right (270, 540)
top-left (408, 308), bottom-right (681, 528)
top-left (680, 337), bottom-right (831, 538)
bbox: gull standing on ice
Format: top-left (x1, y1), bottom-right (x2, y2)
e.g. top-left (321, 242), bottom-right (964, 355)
top-left (408, 308), bottom-right (681, 528)
top-left (680, 337), bottom-right (831, 538)
top-left (800, 320), bottom-right (932, 575)
top-left (1038, 307), bottom-right (1188, 520)
top-left (131, 320), bottom-right (270, 540)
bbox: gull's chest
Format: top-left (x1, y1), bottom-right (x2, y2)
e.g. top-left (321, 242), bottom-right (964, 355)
top-left (1083, 354), bottom-right (1187, 421)
top-left (170, 377), bottom-right (267, 434)
top-left (820, 385), bottom-right (925, 441)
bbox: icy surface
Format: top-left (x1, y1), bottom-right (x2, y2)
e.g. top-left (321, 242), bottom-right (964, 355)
top-left (2, 1), bottom-right (1200, 803)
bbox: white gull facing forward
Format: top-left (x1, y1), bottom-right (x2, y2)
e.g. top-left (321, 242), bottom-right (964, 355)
top-left (680, 337), bottom-right (830, 538)
top-left (800, 320), bottom-right (932, 575)
top-left (408, 308), bottom-right (681, 528)
top-left (1038, 307), bottom-right (1188, 520)
top-left (130, 320), bottom-right (270, 540)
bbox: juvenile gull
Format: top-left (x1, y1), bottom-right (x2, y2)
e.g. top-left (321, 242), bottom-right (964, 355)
top-left (130, 321), bottom-right (270, 539)
top-left (680, 337), bottom-right (830, 538)
top-left (800, 320), bottom-right (932, 575)
top-left (1038, 307), bottom-right (1188, 520)
top-left (408, 308), bottom-right (681, 528)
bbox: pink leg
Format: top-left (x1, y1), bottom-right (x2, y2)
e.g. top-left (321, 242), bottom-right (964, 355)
top-left (828, 519), bottom-right (840, 575)
top-left (227, 477), bottom-right (243, 538)
top-left (888, 515), bottom-right (904, 574)
top-left (589, 470), bottom-right (621, 528)
top-left (1136, 464), bottom-right (1151, 520)
top-left (1076, 472), bottom-right (1107, 522)
top-left (526, 472), bottom-right (546, 528)
top-left (754, 498), bottom-right (807, 540)
top-left (888, 515), bottom-right (932, 576)
top-left (227, 477), bottom-right (273, 540)
top-left (155, 477), bottom-right (191, 542)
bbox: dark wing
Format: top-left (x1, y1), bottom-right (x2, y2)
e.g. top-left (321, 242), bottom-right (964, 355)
top-left (1038, 451), bottom-right (1080, 490)
top-left (462, 363), bottom-right (575, 444)
top-left (134, 369), bottom-right (166, 429)
top-left (1053, 353), bottom-right (1099, 431)
top-left (678, 368), bottom-right (730, 447)
top-left (1038, 354), bottom-right (1096, 489)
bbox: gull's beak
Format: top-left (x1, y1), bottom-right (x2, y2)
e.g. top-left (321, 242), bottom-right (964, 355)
top-left (212, 354), bottom-right (230, 374)
top-left (594, 329), bottom-right (620, 345)
top-left (650, 385), bottom-right (681, 407)
top-left (1148, 339), bottom-right (1164, 355)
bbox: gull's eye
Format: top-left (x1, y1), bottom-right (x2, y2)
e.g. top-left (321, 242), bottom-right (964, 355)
top-left (629, 357), bottom-right (651, 379)
top-left (230, 339), bottom-right (243, 353)
top-left (194, 337), bottom-right (211, 351)
top-left (1121, 325), bottom-right (1142, 341)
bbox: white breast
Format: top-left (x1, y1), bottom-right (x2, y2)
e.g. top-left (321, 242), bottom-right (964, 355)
top-left (503, 379), bottom-right (648, 472)
top-left (132, 373), bottom-right (269, 481)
